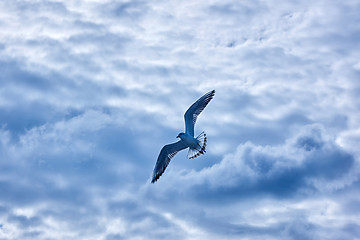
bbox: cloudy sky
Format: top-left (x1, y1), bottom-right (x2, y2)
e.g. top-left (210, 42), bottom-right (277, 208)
top-left (1, 0), bottom-right (360, 239)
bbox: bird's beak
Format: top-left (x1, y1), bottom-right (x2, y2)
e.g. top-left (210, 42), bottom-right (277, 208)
top-left (176, 135), bottom-right (179, 138)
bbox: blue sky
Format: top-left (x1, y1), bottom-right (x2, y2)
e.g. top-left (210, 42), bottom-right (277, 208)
top-left (1, 0), bottom-right (360, 239)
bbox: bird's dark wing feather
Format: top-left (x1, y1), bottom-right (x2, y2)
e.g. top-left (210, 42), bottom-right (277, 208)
top-left (184, 90), bottom-right (215, 136)
top-left (152, 140), bottom-right (187, 183)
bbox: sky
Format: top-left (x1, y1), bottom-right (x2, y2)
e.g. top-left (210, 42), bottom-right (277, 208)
top-left (0, 0), bottom-right (360, 239)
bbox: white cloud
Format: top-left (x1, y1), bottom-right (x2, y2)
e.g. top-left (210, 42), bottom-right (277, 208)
top-left (141, 124), bottom-right (359, 238)
top-left (1, 0), bottom-right (360, 239)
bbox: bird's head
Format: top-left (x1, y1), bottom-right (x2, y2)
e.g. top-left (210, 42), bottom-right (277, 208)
top-left (176, 132), bottom-right (185, 139)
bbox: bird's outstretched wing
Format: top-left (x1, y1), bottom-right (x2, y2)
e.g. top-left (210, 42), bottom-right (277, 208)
top-left (152, 141), bottom-right (187, 183)
top-left (184, 90), bottom-right (215, 136)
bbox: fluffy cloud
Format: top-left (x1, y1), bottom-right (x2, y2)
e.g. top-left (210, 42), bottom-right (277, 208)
top-left (1, 0), bottom-right (360, 239)
top-left (148, 124), bottom-right (357, 195)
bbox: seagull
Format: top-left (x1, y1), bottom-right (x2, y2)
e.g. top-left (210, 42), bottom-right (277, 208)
top-left (152, 90), bottom-right (215, 183)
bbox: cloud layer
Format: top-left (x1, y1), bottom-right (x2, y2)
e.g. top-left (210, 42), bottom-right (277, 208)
top-left (1, 0), bottom-right (360, 239)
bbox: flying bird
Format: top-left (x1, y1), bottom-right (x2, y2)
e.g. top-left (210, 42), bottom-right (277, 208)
top-left (152, 90), bottom-right (215, 183)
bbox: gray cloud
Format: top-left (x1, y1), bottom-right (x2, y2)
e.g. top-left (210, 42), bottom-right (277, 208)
top-left (145, 124), bottom-right (358, 197)
top-left (140, 124), bottom-right (359, 239)
top-left (0, 0), bottom-right (360, 239)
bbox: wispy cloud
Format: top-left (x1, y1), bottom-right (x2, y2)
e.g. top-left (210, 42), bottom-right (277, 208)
top-left (1, 0), bottom-right (360, 239)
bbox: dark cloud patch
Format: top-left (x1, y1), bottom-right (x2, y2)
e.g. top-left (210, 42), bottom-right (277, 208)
top-left (0, 102), bottom-right (59, 139)
top-left (0, 60), bottom-right (52, 91)
top-left (100, 0), bottom-right (149, 21)
top-left (280, 112), bottom-right (312, 128)
top-left (21, 231), bottom-right (43, 239)
top-left (0, 206), bottom-right (8, 215)
top-left (208, 1), bottom-right (264, 21)
top-left (343, 223), bottom-right (360, 238)
top-left (242, 128), bottom-right (354, 197)
top-left (296, 136), bottom-right (323, 151)
top-left (0, 172), bottom-right (93, 207)
top-left (0, 59), bottom-right (107, 138)
top-left (106, 234), bottom-right (125, 240)
top-left (304, 147), bottom-right (354, 180)
top-left (0, 180), bottom-right (43, 206)
top-left (113, 1), bottom-right (148, 18)
top-left (151, 125), bottom-right (357, 204)
top-left (7, 214), bottom-right (42, 229)
top-left (343, 198), bottom-right (360, 215)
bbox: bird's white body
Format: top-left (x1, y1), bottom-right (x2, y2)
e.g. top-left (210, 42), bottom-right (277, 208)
top-left (177, 133), bottom-right (199, 149)
top-left (152, 90), bottom-right (215, 183)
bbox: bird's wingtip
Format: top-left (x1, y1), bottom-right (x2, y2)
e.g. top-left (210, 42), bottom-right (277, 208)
top-left (151, 175), bottom-right (158, 183)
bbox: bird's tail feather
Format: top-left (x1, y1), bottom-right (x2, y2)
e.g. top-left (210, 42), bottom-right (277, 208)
top-left (188, 131), bottom-right (207, 159)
